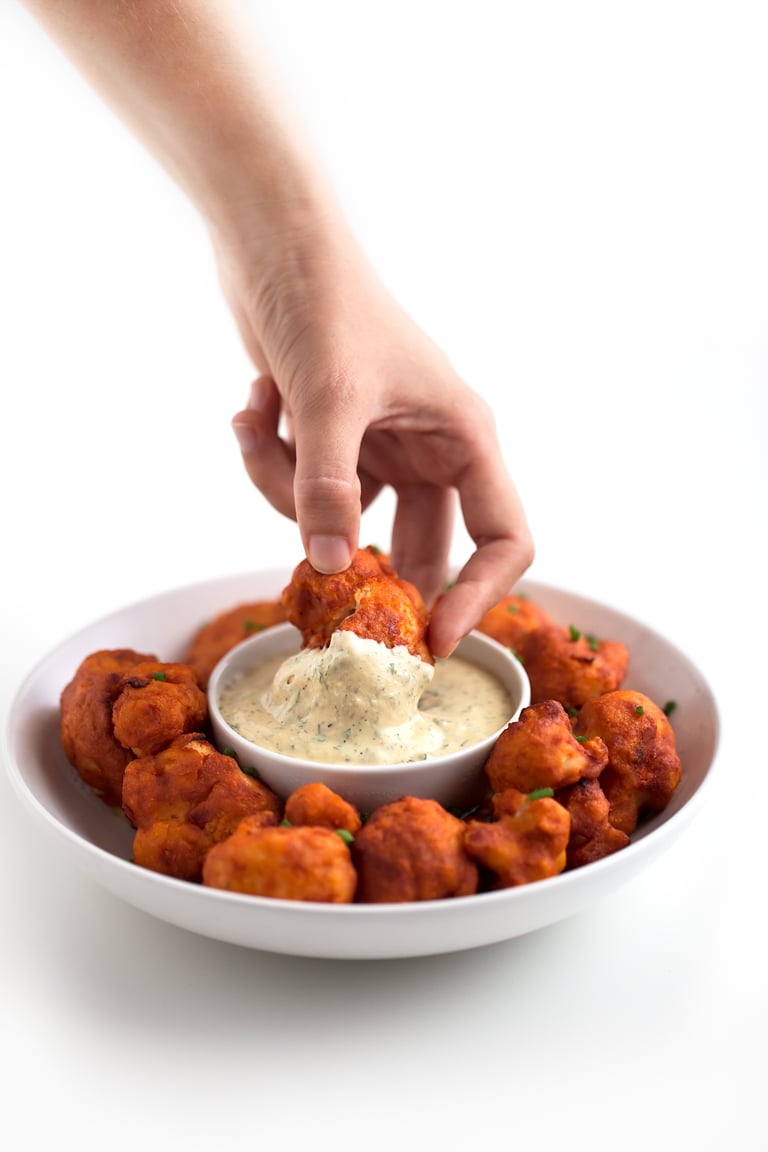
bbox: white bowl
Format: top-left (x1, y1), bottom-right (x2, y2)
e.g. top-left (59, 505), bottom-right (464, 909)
top-left (207, 622), bottom-right (530, 812)
top-left (4, 570), bottom-right (719, 959)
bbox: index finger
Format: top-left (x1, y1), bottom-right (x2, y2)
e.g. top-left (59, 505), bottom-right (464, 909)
top-left (428, 444), bottom-right (533, 658)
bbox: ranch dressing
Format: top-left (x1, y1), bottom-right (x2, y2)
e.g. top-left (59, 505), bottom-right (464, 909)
top-left (218, 631), bottom-right (512, 765)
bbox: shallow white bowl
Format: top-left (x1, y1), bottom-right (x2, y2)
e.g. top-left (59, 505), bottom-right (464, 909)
top-left (4, 570), bottom-right (720, 960)
top-left (207, 622), bottom-right (530, 813)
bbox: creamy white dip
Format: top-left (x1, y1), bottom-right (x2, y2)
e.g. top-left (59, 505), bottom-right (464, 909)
top-left (217, 631), bottom-right (512, 765)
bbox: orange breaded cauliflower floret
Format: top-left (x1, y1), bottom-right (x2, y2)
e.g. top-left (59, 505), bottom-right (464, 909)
top-left (574, 690), bottom-right (682, 835)
top-left (183, 598), bottom-right (287, 688)
top-left (111, 660), bottom-right (208, 757)
top-left (60, 647), bottom-right (157, 806)
top-left (281, 546), bottom-right (432, 664)
top-left (284, 781), bottom-right (362, 835)
top-left (203, 819), bottom-right (357, 902)
top-left (555, 778), bottom-right (630, 869)
top-left (484, 699), bottom-right (608, 794)
top-left (122, 732), bottom-right (282, 881)
top-left (519, 624), bottom-right (629, 710)
top-left (476, 592), bottom-right (553, 654)
top-left (352, 796), bottom-right (478, 903)
top-left (464, 788), bottom-right (570, 888)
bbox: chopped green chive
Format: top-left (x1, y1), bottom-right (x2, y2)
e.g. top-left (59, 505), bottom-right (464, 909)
top-left (506, 603), bottom-right (520, 614)
top-left (635, 705), bottom-right (645, 716)
top-left (585, 633), bottom-right (599, 652)
top-left (336, 828), bottom-right (354, 845)
top-left (663, 700), bottom-right (677, 717)
top-left (568, 625), bottom-right (581, 642)
top-left (528, 787), bottom-right (554, 800)
top-left (222, 746), bottom-right (238, 761)
top-left (151, 670), bottom-right (167, 681)
top-left (244, 620), bottom-right (266, 633)
top-left (279, 818), bottom-right (292, 827)
top-left (575, 735), bottom-right (587, 743)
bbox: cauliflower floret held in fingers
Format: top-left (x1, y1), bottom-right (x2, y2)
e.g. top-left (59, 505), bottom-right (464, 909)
top-left (519, 624), bottom-right (629, 710)
top-left (122, 732), bottom-right (282, 881)
top-left (60, 647), bottom-right (157, 806)
top-left (281, 546), bottom-right (433, 664)
top-left (203, 819), bottom-right (357, 903)
top-left (484, 699), bottom-right (609, 794)
top-left (574, 690), bottom-right (682, 835)
top-left (464, 788), bottom-right (571, 888)
top-left (111, 660), bottom-right (208, 758)
top-left (183, 599), bottom-right (287, 688)
top-left (351, 796), bottom-right (478, 903)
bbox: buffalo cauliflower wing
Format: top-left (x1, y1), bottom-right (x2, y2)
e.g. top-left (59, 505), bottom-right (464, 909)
top-left (574, 690), bottom-right (682, 834)
top-left (484, 699), bottom-right (608, 794)
top-left (464, 788), bottom-right (570, 888)
top-left (203, 819), bottom-right (357, 902)
top-left (281, 546), bottom-right (432, 663)
top-left (122, 732), bottom-right (282, 880)
top-left (352, 796), bottom-right (478, 902)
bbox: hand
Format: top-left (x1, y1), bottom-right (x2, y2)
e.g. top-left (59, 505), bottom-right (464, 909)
top-left (223, 220), bottom-right (533, 658)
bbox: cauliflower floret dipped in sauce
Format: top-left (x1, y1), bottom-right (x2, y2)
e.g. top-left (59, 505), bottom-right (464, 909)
top-left (217, 548), bottom-right (513, 766)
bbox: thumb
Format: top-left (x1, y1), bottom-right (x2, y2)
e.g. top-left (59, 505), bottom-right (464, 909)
top-left (290, 390), bottom-right (365, 573)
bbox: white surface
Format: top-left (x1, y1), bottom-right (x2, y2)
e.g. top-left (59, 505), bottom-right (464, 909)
top-left (0, 0), bottom-right (764, 1148)
top-left (7, 573), bottom-right (715, 959)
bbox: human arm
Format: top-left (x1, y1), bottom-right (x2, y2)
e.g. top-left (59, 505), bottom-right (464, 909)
top-left (19, 0), bottom-right (533, 656)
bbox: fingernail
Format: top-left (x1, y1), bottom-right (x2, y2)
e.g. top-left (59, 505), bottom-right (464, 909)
top-left (308, 535), bottom-right (352, 573)
top-left (232, 420), bottom-right (260, 454)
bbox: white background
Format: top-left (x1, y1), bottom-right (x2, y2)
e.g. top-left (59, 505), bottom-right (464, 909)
top-left (1, 2), bottom-right (765, 1149)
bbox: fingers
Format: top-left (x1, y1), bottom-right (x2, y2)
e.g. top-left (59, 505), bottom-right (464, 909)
top-left (289, 380), bottom-right (366, 573)
top-left (428, 427), bottom-right (534, 658)
top-left (231, 376), bottom-right (297, 519)
top-left (390, 483), bottom-right (456, 607)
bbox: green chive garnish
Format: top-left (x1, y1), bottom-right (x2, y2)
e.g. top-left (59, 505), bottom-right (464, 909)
top-left (663, 700), bottom-right (677, 717)
top-left (336, 828), bottom-right (354, 845)
top-left (528, 787), bottom-right (554, 800)
top-left (635, 705), bottom-right (645, 716)
top-left (568, 625), bottom-right (581, 642)
top-left (151, 670), bottom-right (167, 681)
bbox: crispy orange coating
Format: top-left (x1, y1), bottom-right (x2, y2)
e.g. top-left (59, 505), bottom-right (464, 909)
top-left (352, 796), bottom-right (478, 903)
top-left (281, 546), bottom-right (433, 663)
top-left (60, 647), bottom-right (156, 806)
top-left (484, 699), bottom-right (608, 794)
top-left (111, 660), bottom-right (208, 757)
top-left (203, 819), bottom-right (357, 902)
top-left (555, 778), bottom-right (630, 868)
top-left (122, 732), bottom-right (282, 880)
top-left (284, 782), bottom-right (362, 834)
top-left (464, 788), bottom-right (570, 888)
top-left (574, 690), bottom-right (682, 835)
top-left (183, 599), bottom-right (287, 687)
top-left (476, 593), bottom-right (553, 654)
top-left (519, 625), bottom-right (629, 710)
